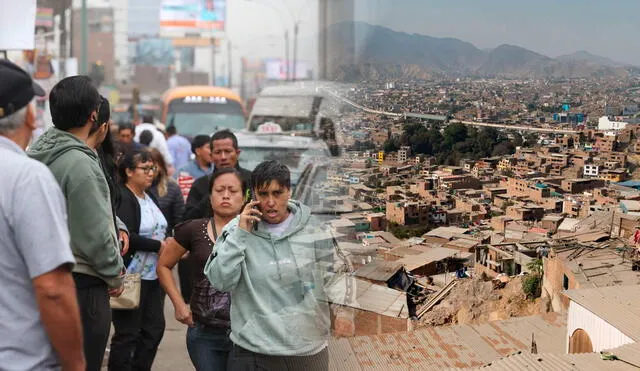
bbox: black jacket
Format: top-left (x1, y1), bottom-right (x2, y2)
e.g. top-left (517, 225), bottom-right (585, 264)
top-left (149, 180), bottom-right (185, 237)
top-left (116, 184), bottom-right (162, 266)
top-left (183, 166), bottom-right (252, 221)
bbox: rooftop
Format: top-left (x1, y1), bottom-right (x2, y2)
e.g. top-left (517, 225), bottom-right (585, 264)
top-left (353, 260), bottom-right (403, 282)
top-left (471, 341), bottom-right (640, 370)
top-left (621, 200), bottom-right (640, 211)
top-left (396, 247), bottom-right (472, 271)
top-left (328, 277), bottom-right (409, 318)
top-left (424, 226), bottom-right (471, 240)
top-left (551, 245), bottom-right (640, 288)
top-left (564, 285), bottom-right (640, 341)
top-left (328, 313), bottom-right (567, 370)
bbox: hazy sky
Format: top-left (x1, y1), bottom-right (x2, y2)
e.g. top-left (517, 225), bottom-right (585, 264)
top-left (228, 0), bottom-right (640, 71)
top-left (353, 0), bottom-right (640, 65)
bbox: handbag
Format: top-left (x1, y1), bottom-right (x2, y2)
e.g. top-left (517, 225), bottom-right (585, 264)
top-left (110, 253), bottom-right (150, 310)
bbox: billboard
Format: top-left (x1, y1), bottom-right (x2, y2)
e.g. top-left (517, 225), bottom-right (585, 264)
top-left (264, 59), bottom-right (311, 80)
top-left (134, 38), bottom-right (174, 67)
top-left (160, 0), bottom-right (226, 35)
top-left (35, 7), bottom-right (53, 31)
top-left (0, 1), bottom-right (36, 50)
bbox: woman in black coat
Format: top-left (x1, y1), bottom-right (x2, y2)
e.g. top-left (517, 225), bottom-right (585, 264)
top-left (109, 149), bottom-right (167, 371)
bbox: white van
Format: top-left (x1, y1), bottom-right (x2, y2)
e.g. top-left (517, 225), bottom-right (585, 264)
top-left (247, 81), bottom-right (344, 156)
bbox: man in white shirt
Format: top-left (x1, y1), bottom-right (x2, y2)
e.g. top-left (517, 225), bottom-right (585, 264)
top-left (135, 115), bottom-right (174, 169)
top-left (0, 59), bottom-right (85, 371)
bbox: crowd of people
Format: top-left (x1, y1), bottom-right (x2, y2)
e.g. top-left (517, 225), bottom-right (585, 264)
top-left (0, 60), bottom-right (345, 371)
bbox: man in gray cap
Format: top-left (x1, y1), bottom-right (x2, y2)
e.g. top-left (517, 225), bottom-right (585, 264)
top-left (0, 60), bottom-right (85, 370)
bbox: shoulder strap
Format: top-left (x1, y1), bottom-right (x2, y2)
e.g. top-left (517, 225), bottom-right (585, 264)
top-left (211, 218), bottom-right (219, 242)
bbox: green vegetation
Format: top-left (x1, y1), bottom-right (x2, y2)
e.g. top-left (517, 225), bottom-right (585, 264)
top-left (383, 122), bottom-right (518, 165)
top-left (349, 140), bottom-right (376, 151)
top-left (388, 222), bottom-right (431, 239)
top-left (522, 259), bottom-right (543, 300)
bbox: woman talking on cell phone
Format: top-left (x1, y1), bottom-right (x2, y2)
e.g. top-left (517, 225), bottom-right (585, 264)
top-left (157, 168), bottom-right (247, 371)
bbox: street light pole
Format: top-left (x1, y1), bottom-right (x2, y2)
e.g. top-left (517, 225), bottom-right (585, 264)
top-left (292, 22), bottom-right (299, 81)
top-left (228, 40), bottom-right (232, 88)
top-left (211, 37), bottom-right (216, 86)
top-left (244, 0), bottom-right (290, 81)
top-left (81, 0), bottom-right (87, 74)
top-left (285, 30), bottom-right (290, 81)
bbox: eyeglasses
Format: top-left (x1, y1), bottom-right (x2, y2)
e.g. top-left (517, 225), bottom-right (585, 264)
top-left (136, 166), bottom-right (157, 174)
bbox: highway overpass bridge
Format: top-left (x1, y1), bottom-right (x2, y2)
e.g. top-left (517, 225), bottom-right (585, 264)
top-left (326, 90), bottom-right (578, 134)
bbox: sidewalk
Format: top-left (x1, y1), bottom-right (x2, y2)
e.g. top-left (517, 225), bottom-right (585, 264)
top-left (102, 270), bottom-right (192, 370)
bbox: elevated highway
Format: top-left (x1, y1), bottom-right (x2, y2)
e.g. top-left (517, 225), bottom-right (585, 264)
top-left (327, 90), bottom-right (578, 134)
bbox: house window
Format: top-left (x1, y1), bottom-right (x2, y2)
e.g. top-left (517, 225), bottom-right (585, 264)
top-left (563, 274), bottom-right (569, 290)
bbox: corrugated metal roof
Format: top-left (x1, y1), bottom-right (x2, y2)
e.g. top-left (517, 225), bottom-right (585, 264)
top-left (353, 260), bottom-right (403, 282)
top-left (445, 238), bottom-right (480, 250)
top-left (462, 351), bottom-right (635, 370)
top-left (328, 313), bottom-right (567, 370)
top-left (558, 218), bottom-right (581, 232)
top-left (457, 341), bottom-right (640, 370)
top-left (554, 247), bottom-right (640, 288)
top-left (621, 200), bottom-right (640, 211)
top-left (329, 278), bottom-right (409, 318)
top-left (564, 285), bottom-right (640, 341)
top-left (575, 231), bottom-right (610, 243)
top-left (425, 227), bottom-right (471, 240)
top-left (396, 247), bottom-right (472, 271)
top-left (385, 246), bottom-right (423, 258)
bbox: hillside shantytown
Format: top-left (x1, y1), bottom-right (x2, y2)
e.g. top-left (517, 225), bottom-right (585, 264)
top-left (309, 81), bottom-right (640, 369)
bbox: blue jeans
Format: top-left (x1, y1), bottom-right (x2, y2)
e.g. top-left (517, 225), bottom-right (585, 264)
top-left (187, 323), bottom-right (232, 371)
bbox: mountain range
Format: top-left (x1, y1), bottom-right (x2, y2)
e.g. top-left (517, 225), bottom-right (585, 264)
top-left (324, 22), bottom-right (636, 81)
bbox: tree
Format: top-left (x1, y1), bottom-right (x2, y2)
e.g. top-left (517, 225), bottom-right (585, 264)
top-left (526, 259), bottom-right (543, 275)
top-left (523, 133), bottom-right (539, 147)
top-left (512, 132), bottom-right (524, 147)
top-left (383, 137), bottom-right (400, 152)
top-left (492, 141), bottom-right (516, 156)
top-left (443, 122), bottom-right (468, 149)
top-left (522, 258), bottom-right (543, 300)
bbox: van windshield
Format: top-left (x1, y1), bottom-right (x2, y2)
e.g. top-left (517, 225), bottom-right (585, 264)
top-left (248, 96), bottom-right (319, 131)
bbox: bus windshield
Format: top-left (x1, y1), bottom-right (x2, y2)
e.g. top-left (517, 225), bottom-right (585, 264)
top-left (167, 98), bottom-right (245, 136)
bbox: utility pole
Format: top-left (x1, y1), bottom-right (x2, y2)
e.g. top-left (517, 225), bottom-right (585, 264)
top-left (239, 57), bottom-right (245, 100)
top-left (210, 37), bottom-right (216, 86)
top-left (227, 40), bottom-right (232, 88)
top-left (318, 0), bottom-right (328, 80)
top-left (284, 30), bottom-right (290, 81)
top-left (292, 22), bottom-right (299, 81)
top-left (80, 0), bottom-right (87, 74)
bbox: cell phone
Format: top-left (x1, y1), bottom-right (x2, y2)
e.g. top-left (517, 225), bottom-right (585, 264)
top-left (250, 190), bottom-right (259, 231)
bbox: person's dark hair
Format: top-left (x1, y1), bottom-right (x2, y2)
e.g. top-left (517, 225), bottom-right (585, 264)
top-left (142, 114), bottom-right (154, 124)
top-left (210, 129), bottom-right (238, 150)
top-left (49, 75), bottom-right (101, 131)
top-left (208, 168), bottom-right (247, 196)
top-left (98, 129), bottom-right (120, 206)
top-left (97, 95), bottom-right (110, 124)
top-left (119, 122), bottom-right (135, 134)
top-left (90, 95), bottom-right (110, 135)
top-left (139, 129), bottom-right (154, 146)
top-left (192, 134), bottom-right (211, 154)
top-left (117, 148), bottom-right (153, 184)
top-left (166, 126), bottom-right (177, 135)
top-left (251, 160), bottom-right (290, 192)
